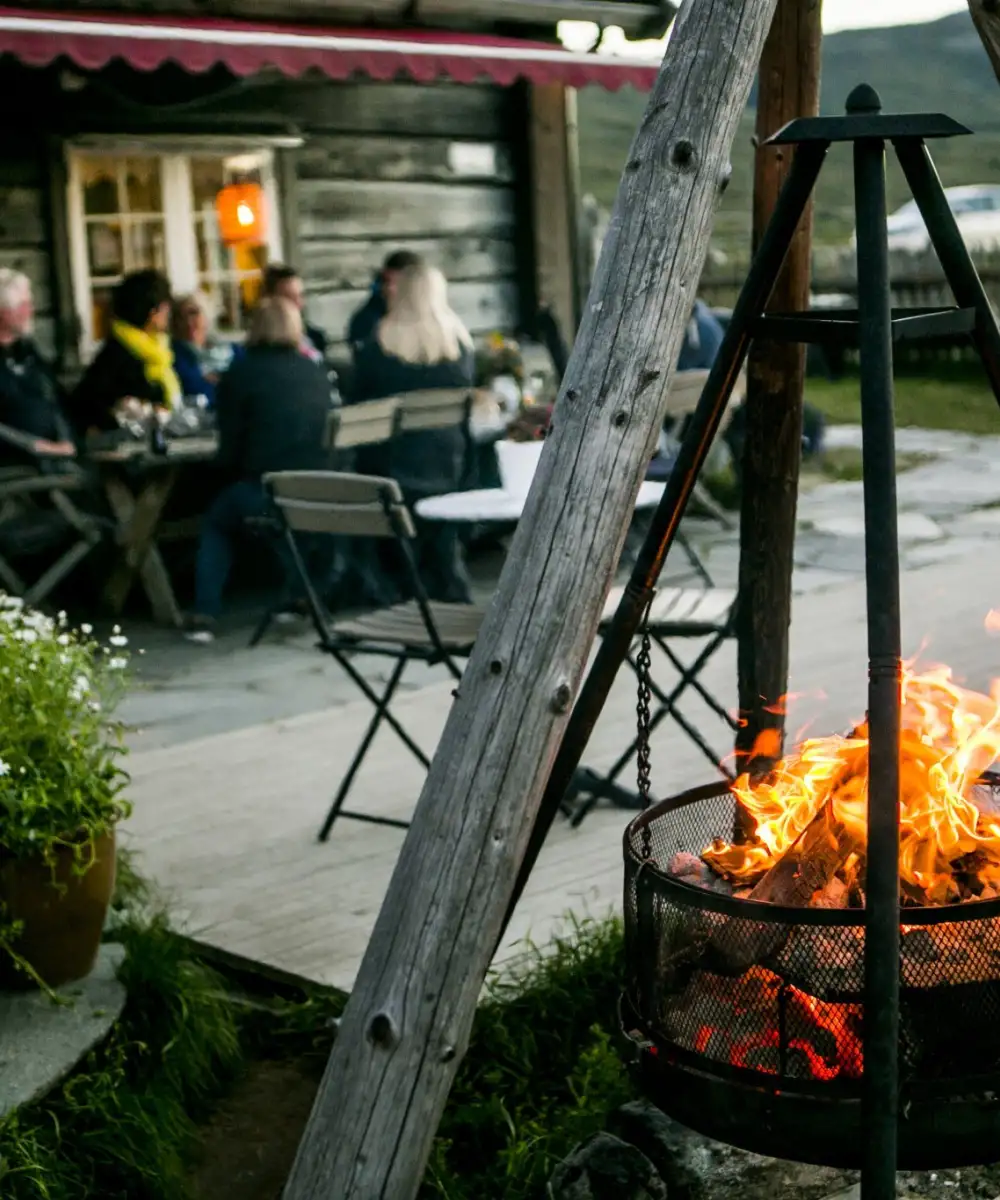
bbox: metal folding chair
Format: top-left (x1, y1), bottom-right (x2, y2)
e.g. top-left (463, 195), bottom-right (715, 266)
top-left (566, 584), bottom-right (739, 827)
top-left (263, 470), bottom-right (486, 841)
top-left (0, 425), bottom-right (105, 607)
top-left (248, 398), bottom-right (401, 647)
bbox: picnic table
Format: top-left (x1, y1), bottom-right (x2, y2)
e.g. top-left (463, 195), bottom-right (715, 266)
top-left (87, 435), bottom-right (218, 626)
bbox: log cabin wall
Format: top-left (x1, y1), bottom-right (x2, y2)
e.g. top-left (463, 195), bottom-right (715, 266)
top-left (0, 60), bottom-right (531, 371)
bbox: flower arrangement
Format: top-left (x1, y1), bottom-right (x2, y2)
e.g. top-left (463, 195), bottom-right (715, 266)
top-left (475, 331), bottom-right (526, 388)
top-left (0, 596), bottom-right (131, 989)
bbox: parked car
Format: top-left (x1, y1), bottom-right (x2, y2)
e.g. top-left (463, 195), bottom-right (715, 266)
top-left (851, 184), bottom-right (1000, 253)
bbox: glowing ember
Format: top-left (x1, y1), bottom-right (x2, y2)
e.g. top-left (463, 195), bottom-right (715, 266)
top-left (703, 663), bottom-right (1000, 905)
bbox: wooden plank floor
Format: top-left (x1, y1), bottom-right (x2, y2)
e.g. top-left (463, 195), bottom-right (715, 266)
top-left (123, 550), bottom-right (1000, 990)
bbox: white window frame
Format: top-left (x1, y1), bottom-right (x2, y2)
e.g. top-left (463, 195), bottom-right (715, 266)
top-left (66, 138), bottom-right (286, 361)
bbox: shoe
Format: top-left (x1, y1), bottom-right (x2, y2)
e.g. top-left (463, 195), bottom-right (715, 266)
top-left (273, 598), bottom-right (309, 626)
top-left (183, 614), bottom-right (218, 644)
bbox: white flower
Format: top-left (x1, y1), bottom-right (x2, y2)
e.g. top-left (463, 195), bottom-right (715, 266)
top-left (15, 628), bottom-right (37, 644)
top-left (57, 633), bottom-right (70, 646)
top-left (80, 623), bottom-right (93, 635)
top-left (0, 758), bottom-right (11, 777)
top-left (70, 674), bottom-right (90, 702)
top-left (108, 657), bottom-right (128, 671)
top-left (109, 635), bottom-right (128, 648)
top-left (0, 595), bottom-right (23, 610)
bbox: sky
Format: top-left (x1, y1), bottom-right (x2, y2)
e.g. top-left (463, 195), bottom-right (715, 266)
top-left (559, 0), bottom-right (970, 58)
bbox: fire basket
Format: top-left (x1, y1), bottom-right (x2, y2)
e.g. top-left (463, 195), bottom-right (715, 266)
top-left (621, 774), bottom-right (1000, 1169)
top-left (609, 84), bottom-right (1000, 1200)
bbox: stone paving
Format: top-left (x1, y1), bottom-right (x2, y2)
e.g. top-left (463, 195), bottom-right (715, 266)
top-left (119, 424), bottom-right (1000, 752)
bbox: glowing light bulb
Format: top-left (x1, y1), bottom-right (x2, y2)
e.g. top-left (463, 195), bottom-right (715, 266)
top-left (236, 203), bottom-right (255, 227)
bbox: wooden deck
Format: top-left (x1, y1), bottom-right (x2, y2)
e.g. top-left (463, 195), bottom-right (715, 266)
top-left (123, 549), bottom-right (1000, 991)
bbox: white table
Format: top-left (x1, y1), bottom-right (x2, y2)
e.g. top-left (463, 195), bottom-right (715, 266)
top-left (415, 480), bottom-right (667, 524)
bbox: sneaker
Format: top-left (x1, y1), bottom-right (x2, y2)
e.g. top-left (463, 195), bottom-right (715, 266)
top-left (183, 614), bottom-right (218, 644)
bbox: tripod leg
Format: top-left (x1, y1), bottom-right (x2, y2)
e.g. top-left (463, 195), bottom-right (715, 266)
top-left (894, 137), bottom-right (1000, 404)
top-left (495, 138), bottom-right (832, 954)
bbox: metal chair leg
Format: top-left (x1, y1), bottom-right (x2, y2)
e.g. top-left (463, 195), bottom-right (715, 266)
top-left (318, 655), bottom-right (411, 842)
top-left (249, 605), bottom-right (276, 648)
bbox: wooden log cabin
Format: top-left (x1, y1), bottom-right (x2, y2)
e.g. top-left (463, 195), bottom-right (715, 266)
top-left (0, 1), bottom-right (666, 382)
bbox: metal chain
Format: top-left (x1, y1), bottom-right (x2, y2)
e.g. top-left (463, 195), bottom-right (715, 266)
top-left (636, 597), bottom-right (654, 860)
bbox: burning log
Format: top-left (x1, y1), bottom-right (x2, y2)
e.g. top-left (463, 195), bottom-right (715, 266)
top-left (748, 800), bottom-right (856, 906)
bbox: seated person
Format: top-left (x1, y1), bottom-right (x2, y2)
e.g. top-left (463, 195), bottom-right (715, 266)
top-left (678, 299), bottom-right (724, 372)
top-left (351, 262), bottom-right (475, 605)
top-left (185, 297), bottom-right (332, 643)
top-left (69, 269), bottom-right (180, 436)
top-left (0, 269), bottom-right (75, 467)
top-left (347, 249), bottom-right (424, 360)
top-left (170, 292), bottom-right (233, 408)
top-left (261, 264), bottom-right (329, 366)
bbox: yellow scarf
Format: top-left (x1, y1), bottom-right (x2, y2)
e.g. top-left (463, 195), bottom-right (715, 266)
top-left (111, 320), bottom-right (182, 411)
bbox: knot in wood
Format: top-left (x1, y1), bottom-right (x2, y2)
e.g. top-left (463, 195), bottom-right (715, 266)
top-left (367, 1011), bottom-right (399, 1049)
top-left (718, 162), bottom-right (733, 195)
top-left (613, 410), bottom-right (629, 429)
top-left (550, 682), bottom-right (572, 713)
top-left (671, 139), bottom-right (696, 171)
top-left (440, 1045), bottom-right (457, 1064)
top-left (564, 387), bottom-right (579, 402)
top-left (489, 659), bottom-right (504, 676)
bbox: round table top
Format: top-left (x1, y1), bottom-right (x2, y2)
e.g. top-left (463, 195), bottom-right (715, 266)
top-left (415, 479), bottom-right (667, 524)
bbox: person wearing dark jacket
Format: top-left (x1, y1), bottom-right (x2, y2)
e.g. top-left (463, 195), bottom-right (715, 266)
top-left (347, 249), bottom-right (424, 358)
top-left (69, 269), bottom-right (180, 435)
top-left (261, 264), bottom-right (329, 365)
top-left (0, 269), bottom-right (75, 468)
top-left (185, 297), bottom-right (332, 642)
top-left (349, 262), bottom-right (475, 605)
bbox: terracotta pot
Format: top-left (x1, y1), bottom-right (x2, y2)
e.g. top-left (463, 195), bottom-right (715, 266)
top-left (0, 830), bottom-right (117, 990)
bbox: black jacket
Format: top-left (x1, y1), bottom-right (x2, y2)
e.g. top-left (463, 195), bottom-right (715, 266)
top-left (347, 293), bottom-right (386, 353)
top-left (352, 340), bottom-right (474, 497)
top-left (215, 344), bottom-right (332, 481)
top-left (0, 340), bottom-right (72, 467)
top-left (68, 335), bottom-right (167, 435)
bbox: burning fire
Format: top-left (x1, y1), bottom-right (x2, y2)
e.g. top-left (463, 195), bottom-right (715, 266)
top-left (704, 663), bottom-right (1000, 905)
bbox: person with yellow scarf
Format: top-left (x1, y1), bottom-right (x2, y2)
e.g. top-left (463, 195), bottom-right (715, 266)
top-left (69, 270), bottom-right (182, 436)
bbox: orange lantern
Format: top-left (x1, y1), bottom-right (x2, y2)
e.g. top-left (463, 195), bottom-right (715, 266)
top-left (215, 181), bottom-right (267, 247)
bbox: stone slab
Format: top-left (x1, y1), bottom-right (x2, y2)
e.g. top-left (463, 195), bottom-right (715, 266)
top-left (0, 942), bottom-right (126, 1118)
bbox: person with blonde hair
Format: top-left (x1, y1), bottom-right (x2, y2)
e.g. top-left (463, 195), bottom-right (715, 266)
top-left (184, 295), bottom-right (332, 642)
top-left (170, 291), bottom-right (233, 407)
top-left (347, 262), bottom-right (475, 605)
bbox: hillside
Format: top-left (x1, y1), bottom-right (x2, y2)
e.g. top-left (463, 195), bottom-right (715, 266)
top-left (577, 10), bottom-right (1000, 250)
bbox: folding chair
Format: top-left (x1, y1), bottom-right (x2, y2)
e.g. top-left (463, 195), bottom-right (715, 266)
top-left (394, 388), bottom-right (474, 483)
top-left (248, 398), bottom-right (401, 646)
top-left (566, 584), bottom-right (740, 827)
top-left (263, 470), bottom-right (486, 841)
top-left (0, 425), bottom-right (105, 607)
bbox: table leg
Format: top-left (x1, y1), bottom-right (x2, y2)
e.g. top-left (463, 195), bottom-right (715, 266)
top-left (103, 471), bottom-right (183, 627)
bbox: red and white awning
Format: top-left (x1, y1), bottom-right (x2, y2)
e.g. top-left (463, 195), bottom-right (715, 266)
top-left (0, 8), bottom-right (660, 91)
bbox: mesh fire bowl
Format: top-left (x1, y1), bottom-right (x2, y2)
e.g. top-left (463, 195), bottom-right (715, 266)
top-left (621, 780), bottom-right (1000, 1169)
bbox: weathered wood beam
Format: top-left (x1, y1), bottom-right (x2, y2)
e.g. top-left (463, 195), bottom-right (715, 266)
top-left (282, 0), bottom-right (780, 1195)
top-left (529, 83), bottom-right (580, 343)
top-left (735, 0), bottom-right (822, 780)
top-left (970, 0), bottom-right (1000, 83)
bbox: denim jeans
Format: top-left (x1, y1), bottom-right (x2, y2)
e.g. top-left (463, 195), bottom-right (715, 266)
top-left (194, 479), bottom-right (271, 619)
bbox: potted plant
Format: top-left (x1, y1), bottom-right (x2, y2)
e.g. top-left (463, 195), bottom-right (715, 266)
top-left (0, 597), bottom-right (130, 991)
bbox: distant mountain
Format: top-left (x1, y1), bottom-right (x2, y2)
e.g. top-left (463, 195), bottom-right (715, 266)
top-left (577, 12), bottom-right (1000, 249)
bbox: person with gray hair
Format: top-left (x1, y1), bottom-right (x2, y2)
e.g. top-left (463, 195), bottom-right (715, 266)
top-left (0, 268), bottom-right (75, 466)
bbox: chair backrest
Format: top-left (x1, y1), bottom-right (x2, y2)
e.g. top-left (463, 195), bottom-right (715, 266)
top-left (265, 471), bottom-right (416, 540)
top-left (397, 389), bottom-right (472, 434)
top-left (662, 369), bottom-right (711, 421)
top-left (326, 397), bottom-right (400, 451)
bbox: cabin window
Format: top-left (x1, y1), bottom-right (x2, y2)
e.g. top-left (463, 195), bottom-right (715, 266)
top-left (67, 146), bottom-right (283, 359)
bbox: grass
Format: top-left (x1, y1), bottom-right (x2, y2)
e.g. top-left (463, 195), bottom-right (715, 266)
top-left (0, 854), bottom-right (632, 1200)
top-left (805, 363), bottom-right (1000, 435)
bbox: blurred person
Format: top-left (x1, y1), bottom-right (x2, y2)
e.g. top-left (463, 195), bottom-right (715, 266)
top-left (0, 269), bottom-right (75, 465)
top-left (184, 297), bottom-right (332, 643)
top-left (350, 262), bottom-right (475, 605)
top-left (678, 299), bottom-right (725, 372)
top-left (261, 264), bottom-right (328, 364)
top-left (347, 249), bottom-right (424, 355)
top-left (69, 269), bottom-right (179, 434)
top-left (170, 292), bottom-right (234, 408)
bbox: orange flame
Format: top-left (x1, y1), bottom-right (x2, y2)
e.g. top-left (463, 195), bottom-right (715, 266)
top-left (705, 663), bottom-right (1000, 904)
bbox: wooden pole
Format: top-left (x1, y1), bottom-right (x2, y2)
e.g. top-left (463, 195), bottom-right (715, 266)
top-left (735, 0), bottom-right (822, 775)
top-left (970, 0), bottom-right (1000, 82)
top-left (283, 1), bottom-right (780, 1195)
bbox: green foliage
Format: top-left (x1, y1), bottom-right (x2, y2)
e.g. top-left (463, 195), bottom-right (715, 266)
top-left (422, 917), bottom-right (632, 1200)
top-left (0, 598), bottom-right (130, 864)
top-left (0, 889), bottom-right (242, 1199)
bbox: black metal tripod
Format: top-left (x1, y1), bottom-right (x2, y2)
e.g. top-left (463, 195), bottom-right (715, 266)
top-left (500, 84), bottom-right (1000, 1200)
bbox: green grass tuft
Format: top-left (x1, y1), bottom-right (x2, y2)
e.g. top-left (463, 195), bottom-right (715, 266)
top-left (0, 879), bottom-right (242, 1199)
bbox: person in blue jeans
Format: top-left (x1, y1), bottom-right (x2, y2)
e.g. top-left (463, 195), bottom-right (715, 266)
top-left (185, 296), bottom-right (332, 643)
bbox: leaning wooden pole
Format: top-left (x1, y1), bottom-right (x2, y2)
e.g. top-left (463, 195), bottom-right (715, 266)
top-left (283, 2), bottom-right (779, 1195)
top-left (735, 0), bottom-right (822, 776)
top-left (970, 0), bottom-right (1000, 82)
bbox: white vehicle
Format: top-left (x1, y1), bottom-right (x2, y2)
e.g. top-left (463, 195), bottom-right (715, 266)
top-left (852, 185), bottom-right (1000, 253)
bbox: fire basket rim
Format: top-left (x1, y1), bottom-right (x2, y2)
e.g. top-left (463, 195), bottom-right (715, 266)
top-left (624, 776), bottom-right (1000, 927)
